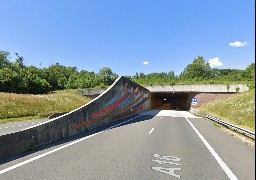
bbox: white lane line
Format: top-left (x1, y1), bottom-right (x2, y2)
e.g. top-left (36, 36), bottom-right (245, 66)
top-left (0, 113), bottom-right (146, 175)
top-left (149, 128), bottom-right (154, 134)
top-left (185, 117), bottom-right (238, 180)
top-left (18, 125), bottom-right (21, 127)
top-left (0, 132), bottom-right (101, 175)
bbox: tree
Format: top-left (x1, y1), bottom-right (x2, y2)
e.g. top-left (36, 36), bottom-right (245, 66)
top-left (79, 71), bottom-right (96, 88)
top-left (243, 63), bottom-right (255, 80)
top-left (14, 53), bottom-right (26, 68)
top-left (44, 63), bottom-right (69, 90)
top-left (21, 66), bottom-right (51, 94)
top-left (0, 67), bottom-right (19, 92)
top-left (180, 56), bottom-right (212, 80)
top-left (0, 50), bottom-right (10, 68)
top-left (168, 70), bottom-right (175, 78)
top-left (97, 67), bottom-right (118, 86)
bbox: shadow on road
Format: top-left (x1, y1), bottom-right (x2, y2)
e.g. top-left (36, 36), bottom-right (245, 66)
top-left (0, 110), bottom-right (159, 165)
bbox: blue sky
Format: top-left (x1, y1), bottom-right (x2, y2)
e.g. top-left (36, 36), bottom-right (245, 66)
top-left (0, 0), bottom-right (255, 76)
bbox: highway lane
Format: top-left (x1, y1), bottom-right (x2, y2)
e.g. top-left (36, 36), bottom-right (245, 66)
top-left (0, 110), bottom-right (254, 179)
top-left (0, 118), bottom-right (50, 136)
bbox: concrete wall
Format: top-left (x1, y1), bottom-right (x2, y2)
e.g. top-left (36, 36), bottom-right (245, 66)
top-left (77, 89), bottom-right (107, 96)
top-left (145, 84), bottom-right (249, 93)
top-left (149, 93), bottom-right (163, 109)
top-left (189, 92), bottom-right (235, 109)
top-left (0, 76), bottom-right (150, 161)
top-left (78, 84), bottom-right (249, 97)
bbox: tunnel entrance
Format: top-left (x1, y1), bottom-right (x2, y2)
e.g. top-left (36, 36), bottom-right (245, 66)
top-left (150, 92), bottom-right (190, 110)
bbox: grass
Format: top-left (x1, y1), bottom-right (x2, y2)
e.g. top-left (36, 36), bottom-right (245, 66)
top-left (0, 90), bottom-right (92, 124)
top-left (199, 89), bottom-right (255, 131)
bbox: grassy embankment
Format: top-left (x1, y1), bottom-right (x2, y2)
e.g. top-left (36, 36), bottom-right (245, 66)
top-left (0, 90), bottom-right (92, 124)
top-left (199, 89), bottom-right (255, 131)
top-left (0, 89), bottom-right (255, 132)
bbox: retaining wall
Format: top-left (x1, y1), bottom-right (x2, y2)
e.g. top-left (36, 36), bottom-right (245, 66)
top-left (189, 92), bottom-right (235, 109)
top-left (0, 76), bottom-right (150, 161)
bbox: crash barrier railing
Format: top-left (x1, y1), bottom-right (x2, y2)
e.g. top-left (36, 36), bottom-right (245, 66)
top-left (205, 114), bottom-right (255, 140)
top-left (190, 108), bottom-right (255, 140)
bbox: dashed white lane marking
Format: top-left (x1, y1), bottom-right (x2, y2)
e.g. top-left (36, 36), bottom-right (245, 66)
top-left (149, 128), bottom-right (154, 134)
top-left (185, 117), bottom-right (238, 180)
top-left (0, 122), bottom-right (45, 132)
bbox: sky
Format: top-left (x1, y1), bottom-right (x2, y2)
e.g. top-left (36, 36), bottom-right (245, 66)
top-left (0, 0), bottom-right (255, 76)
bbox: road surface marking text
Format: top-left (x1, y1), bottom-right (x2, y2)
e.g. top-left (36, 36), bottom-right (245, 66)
top-left (152, 154), bottom-right (182, 178)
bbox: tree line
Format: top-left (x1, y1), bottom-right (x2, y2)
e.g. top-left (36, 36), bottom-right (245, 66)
top-left (130, 56), bottom-right (255, 87)
top-left (0, 50), bottom-right (118, 94)
top-left (0, 50), bottom-right (255, 94)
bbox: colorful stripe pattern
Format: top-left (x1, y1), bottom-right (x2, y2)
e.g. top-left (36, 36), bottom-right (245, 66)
top-left (104, 82), bottom-right (128, 107)
top-left (72, 83), bottom-right (148, 130)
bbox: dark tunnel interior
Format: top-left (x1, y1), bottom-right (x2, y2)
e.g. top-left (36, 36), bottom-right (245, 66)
top-left (150, 92), bottom-right (190, 110)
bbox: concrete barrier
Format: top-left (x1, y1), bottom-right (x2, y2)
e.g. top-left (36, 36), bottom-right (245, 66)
top-left (0, 76), bottom-right (150, 161)
top-left (77, 89), bottom-right (107, 96)
top-left (145, 84), bottom-right (249, 93)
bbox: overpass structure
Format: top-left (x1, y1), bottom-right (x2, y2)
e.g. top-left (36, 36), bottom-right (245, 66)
top-left (79, 83), bottom-right (249, 110)
top-left (145, 84), bottom-right (249, 110)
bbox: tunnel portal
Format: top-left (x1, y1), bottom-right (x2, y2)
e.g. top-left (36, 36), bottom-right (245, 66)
top-left (150, 92), bottom-right (190, 110)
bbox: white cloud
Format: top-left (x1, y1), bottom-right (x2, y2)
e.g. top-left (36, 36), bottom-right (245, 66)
top-left (208, 57), bottom-right (223, 68)
top-left (143, 61), bottom-right (149, 65)
top-left (229, 41), bottom-right (248, 47)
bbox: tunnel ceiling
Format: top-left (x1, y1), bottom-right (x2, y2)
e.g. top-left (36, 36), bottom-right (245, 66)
top-left (152, 92), bottom-right (189, 99)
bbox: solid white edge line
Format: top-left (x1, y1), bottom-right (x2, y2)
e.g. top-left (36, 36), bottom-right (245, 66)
top-left (185, 117), bottom-right (238, 180)
top-left (0, 113), bottom-right (146, 175)
top-left (0, 132), bottom-right (101, 175)
top-left (149, 128), bottom-right (154, 134)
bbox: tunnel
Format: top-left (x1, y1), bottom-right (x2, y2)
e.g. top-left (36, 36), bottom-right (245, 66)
top-left (150, 92), bottom-right (190, 110)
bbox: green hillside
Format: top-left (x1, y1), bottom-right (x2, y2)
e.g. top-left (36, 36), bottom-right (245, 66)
top-left (199, 89), bottom-right (255, 131)
top-left (0, 90), bottom-right (92, 124)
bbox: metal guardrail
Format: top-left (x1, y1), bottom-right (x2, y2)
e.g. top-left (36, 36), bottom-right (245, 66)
top-left (190, 108), bottom-right (255, 140)
top-left (205, 115), bottom-right (255, 140)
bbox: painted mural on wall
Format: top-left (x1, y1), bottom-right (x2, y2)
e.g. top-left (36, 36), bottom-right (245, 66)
top-left (72, 82), bottom-right (149, 130)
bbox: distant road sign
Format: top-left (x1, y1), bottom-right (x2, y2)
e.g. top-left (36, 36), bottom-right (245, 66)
top-left (192, 98), bottom-right (197, 105)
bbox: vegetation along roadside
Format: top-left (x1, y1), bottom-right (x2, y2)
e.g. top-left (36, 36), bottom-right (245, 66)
top-left (0, 90), bottom-right (92, 124)
top-left (199, 89), bottom-right (255, 131)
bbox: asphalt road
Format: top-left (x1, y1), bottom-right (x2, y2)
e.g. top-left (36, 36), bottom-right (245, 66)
top-left (0, 110), bottom-right (254, 179)
top-left (0, 118), bottom-right (50, 136)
